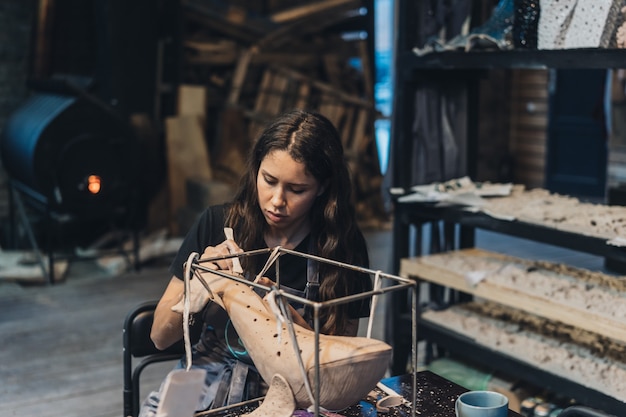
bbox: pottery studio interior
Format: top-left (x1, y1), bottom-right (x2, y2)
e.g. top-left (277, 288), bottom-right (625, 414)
top-left (2, 1), bottom-right (626, 417)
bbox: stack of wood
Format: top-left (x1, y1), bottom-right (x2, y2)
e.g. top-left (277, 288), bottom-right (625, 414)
top-left (163, 0), bottom-right (388, 235)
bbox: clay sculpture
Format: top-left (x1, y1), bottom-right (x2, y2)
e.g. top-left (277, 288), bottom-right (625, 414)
top-left (194, 265), bottom-right (393, 412)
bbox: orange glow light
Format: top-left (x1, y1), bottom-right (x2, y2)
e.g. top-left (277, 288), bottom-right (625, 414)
top-left (87, 175), bottom-right (101, 194)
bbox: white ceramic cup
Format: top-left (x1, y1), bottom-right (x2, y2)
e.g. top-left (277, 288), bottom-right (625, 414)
top-left (455, 390), bottom-right (509, 417)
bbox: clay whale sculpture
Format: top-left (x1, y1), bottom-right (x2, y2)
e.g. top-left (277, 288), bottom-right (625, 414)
top-left (196, 265), bottom-right (393, 411)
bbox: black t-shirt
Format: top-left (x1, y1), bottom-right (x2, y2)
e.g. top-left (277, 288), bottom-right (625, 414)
top-left (169, 204), bottom-right (371, 365)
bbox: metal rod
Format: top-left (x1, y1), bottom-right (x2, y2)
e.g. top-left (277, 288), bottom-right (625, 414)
top-left (186, 245), bottom-right (419, 415)
top-left (411, 282), bottom-right (418, 417)
top-left (314, 304), bottom-right (321, 417)
top-left (197, 247), bottom-right (274, 264)
top-left (197, 245), bottom-right (415, 285)
top-left (191, 259), bottom-right (415, 309)
top-left (194, 396), bottom-right (264, 416)
top-left (279, 247), bottom-right (412, 279)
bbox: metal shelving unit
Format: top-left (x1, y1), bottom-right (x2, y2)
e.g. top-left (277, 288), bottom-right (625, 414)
top-left (389, 0), bottom-right (626, 413)
top-left (390, 198), bottom-right (626, 414)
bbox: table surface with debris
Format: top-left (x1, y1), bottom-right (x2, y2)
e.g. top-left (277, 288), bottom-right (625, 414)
top-left (194, 371), bottom-right (522, 417)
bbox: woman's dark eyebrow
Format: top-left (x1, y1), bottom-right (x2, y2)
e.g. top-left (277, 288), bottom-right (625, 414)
top-left (261, 169), bottom-right (311, 188)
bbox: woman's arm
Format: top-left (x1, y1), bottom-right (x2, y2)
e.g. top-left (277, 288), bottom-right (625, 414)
top-left (151, 239), bottom-right (242, 350)
top-left (151, 277), bottom-right (186, 350)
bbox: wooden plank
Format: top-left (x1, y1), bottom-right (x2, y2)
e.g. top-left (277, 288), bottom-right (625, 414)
top-left (214, 107), bottom-right (249, 183)
top-left (340, 106), bottom-right (356, 147)
top-left (514, 156), bottom-right (546, 171)
top-left (227, 48), bottom-right (254, 106)
top-left (514, 167), bottom-right (545, 183)
top-left (514, 114), bottom-right (548, 128)
top-left (510, 123), bottom-right (547, 135)
top-left (266, 72), bottom-right (290, 116)
top-left (510, 130), bottom-right (547, 143)
top-left (514, 173), bottom-right (544, 189)
top-left (250, 52), bottom-right (319, 68)
top-left (177, 84), bottom-right (207, 118)
top-left (514, 157), bottom-right (544, 170)
top-left (350, 108), bottom-right (371, 154)
top-left (185, 40), bottom-right (239, 65)
top-left (182, 0), bottom-right (276, 42)
top-left (254, 69), bottom-right (274, 114)
top-left (273, 65), bottom-right (374, 109)
top-left (401, 248), bottom-right (626, 344)
top-left (270, 0), bottom-right (359, 23)
top-left (512, 87), bottom-right (548, 99)
top-left (510, 138), bottom-right (546, 153)
top-left (295, 82), bottom-right (311, 110)
top-left (358, 39), bottom-right (374, 102)
top-left (323, 53), bottom-right (343, 88)
top-left (511, 69), bottom-right (549, 83)
top-left (246, 69), bottom-right (292, 141)
top-left (247, 69), bottom-right (274, 140)
top-left (512, 136), bottom-right (546, 149)
top-left (259, 1), bottom-right (365, 51)
top-left (165, 115), bottom-right (213, 235)
top-left (318, 94), bottom-right (346, 143)
top-left (512, 141), bottom-right (546, 154)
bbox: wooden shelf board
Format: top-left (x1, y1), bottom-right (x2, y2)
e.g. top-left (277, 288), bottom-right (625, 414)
top-left (400, 248), bottom-right (626, 344)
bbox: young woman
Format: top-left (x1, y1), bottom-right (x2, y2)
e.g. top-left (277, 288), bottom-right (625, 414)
top-left (140, 109), bottom-right (372, 416)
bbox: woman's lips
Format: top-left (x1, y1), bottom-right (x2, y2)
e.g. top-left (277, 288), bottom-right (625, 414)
top-left (265, 210), bottom-right (285, 223)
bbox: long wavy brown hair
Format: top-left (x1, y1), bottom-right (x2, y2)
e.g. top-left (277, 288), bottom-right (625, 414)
top-left (225, 109), bottom-right (370, 335)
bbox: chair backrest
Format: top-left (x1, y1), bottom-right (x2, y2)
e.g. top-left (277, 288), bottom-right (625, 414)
top-left (122, 300), bottom-right (202, 417)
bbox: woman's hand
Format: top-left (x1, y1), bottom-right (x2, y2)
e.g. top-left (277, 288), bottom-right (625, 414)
top-left (200, 239), bottom-right (243, 273)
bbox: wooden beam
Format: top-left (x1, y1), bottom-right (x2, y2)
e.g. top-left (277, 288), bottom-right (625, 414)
top-left (270, 0), bottom-right (361, 24)
top-left (227, 48), bottom-right (254, 106)
top-left (272, 65), bottom-right (374, 109)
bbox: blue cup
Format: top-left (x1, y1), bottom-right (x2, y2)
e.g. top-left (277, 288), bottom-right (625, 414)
top-left (455, 390), bottom-right (509, 417)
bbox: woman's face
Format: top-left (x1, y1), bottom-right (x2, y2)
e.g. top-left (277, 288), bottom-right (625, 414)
top-left (256, 150), bottom-right (324, 233)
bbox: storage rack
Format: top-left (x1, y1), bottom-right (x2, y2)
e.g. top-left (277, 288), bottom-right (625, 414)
top-left (391, 200), bottom-right (626, 414)
top-left (389, 0), bottom-right (626, 414)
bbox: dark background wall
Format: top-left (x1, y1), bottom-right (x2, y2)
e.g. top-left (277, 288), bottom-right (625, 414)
top-left (0, 1), bottom-right (36, 224)
top-left (0, 1), bottom-right (34, 140)
top-left (0, 0), bottom-right (174, 248)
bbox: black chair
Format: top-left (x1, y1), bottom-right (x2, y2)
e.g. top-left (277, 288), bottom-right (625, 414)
top-left (559, 405), bottom-right (617, 417)
top-left (122, 300), bottom-right (202, 417)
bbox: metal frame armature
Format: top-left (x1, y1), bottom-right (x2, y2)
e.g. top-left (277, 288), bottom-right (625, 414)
top-left (188, 246), bottom-right (419, 417)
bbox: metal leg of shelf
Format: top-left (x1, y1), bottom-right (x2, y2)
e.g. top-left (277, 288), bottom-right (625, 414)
top-left (429, 221), bottom-right (441, 253)
top-left (390, 211), bottom-right (413, 375)
top-left (443, 222), bottom-right (456, 251)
